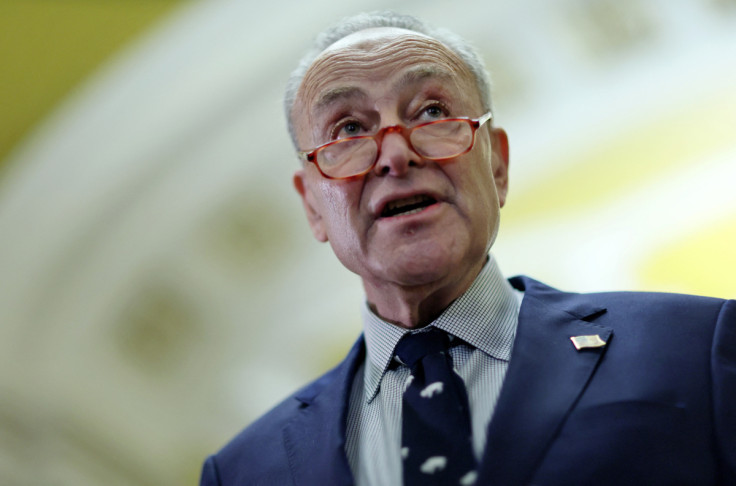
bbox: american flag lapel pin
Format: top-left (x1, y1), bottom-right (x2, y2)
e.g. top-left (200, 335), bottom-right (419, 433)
top-left (570, 334), bottom-right (607, 351)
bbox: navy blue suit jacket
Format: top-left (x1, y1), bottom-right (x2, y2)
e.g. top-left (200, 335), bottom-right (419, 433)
top-left (201, 276), bottom-right (736, 485)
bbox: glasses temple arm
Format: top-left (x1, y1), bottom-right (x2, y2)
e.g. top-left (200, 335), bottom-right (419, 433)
top-left (477, 111), bottom-right (493, 126)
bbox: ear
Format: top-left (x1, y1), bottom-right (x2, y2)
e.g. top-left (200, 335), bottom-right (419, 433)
top-left (293, 169), bottom-right (328, 242)
top-left (490, 127), bottom-right (510, 207)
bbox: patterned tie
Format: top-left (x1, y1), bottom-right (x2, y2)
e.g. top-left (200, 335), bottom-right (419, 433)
top-left (394, 327), bottom-right (478, 486)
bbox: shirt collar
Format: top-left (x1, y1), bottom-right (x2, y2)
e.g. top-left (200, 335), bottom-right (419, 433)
top-left (361, 254), bottom-right (522, 403)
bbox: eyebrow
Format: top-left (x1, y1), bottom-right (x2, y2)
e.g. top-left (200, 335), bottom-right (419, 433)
top-left (315, 86), bottom-right (367, 113)
top-left (393, 65), bottom-right (454, 91)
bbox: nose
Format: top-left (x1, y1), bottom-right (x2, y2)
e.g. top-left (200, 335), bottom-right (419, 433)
top-left (373, 126), bottom-right (425, 177)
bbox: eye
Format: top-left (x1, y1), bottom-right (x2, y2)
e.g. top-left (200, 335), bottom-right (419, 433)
top-left (333, 119), bottom-right (364, 139)
top-left (418, 103), bottom-right (448, 122)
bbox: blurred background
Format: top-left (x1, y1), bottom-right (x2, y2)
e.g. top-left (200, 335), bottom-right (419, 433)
top-left (0, 0), bottom-right (734, 484)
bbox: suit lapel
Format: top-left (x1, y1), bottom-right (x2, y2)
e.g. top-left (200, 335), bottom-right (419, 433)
top-left (477, 277), bottom-right (612, 486)
top-left (282, 337), bottom-right (364, 486)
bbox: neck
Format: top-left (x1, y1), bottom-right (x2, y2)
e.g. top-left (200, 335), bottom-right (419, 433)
top-left (364, 257), bottom-right (486, 329)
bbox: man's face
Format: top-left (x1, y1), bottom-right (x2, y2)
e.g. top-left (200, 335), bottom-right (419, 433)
top-left (292, 28), bottom-right (509, 302)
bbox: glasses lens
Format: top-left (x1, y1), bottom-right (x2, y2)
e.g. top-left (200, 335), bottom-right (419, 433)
top-left (317, 138), bottom-right (377, 178)
top-left (411, 120), bottom-right (472, 159)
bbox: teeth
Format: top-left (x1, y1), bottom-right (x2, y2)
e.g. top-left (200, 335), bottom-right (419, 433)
top-left (399, 207), bottom-right (425, 216)
top-left (385, 195), bottom-right (430, 212)
top-left (381, 195), bottom-right (436, 217)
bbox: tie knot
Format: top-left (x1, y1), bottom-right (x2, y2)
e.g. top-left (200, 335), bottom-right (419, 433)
top-left (394, 327), bottom-right (451, 368)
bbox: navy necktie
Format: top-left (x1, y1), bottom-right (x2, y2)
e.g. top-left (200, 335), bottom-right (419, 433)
top-left (394, 327), bottom-right (478, 486)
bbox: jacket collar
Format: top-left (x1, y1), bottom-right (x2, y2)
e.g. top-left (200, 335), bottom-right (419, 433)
top-left (283, 337), bottom-right (364, 486)
top-left (476, 275), bottom-right (612, 486)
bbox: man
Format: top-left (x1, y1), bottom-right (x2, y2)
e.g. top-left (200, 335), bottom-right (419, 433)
top-left (201, 11), bottom-right (735, 486)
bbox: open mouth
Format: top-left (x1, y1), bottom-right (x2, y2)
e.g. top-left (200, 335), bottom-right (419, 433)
top-left (380, 195), bottom-right (437, 218)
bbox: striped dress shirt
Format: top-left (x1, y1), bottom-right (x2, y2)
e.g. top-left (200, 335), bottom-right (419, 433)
top-left (345, 255), bottom-right (523, 485)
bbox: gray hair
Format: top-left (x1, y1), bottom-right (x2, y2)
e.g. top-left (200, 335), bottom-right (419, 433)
top-left (284, 11), bottom-right (493, 148)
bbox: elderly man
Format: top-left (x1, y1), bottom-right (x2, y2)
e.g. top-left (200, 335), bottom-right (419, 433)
top-left (201, 11), bottom-right (736, 486)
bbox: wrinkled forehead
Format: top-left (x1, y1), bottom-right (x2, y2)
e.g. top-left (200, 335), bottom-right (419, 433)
top-left (296, 27), bottom-right (479, 115)
top-left (320, 27), bottom-right (433, 56)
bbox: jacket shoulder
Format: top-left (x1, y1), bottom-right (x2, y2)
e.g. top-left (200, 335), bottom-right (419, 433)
top-left (510, 274), bottom-right (729, 322)
top-left (201, 336), bottom-right (365, 485)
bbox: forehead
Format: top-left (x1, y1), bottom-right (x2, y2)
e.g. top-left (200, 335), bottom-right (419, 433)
top-left (296, 28), bottom-right (479, 115)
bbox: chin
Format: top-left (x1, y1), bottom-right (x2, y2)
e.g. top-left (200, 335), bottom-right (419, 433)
top-left (379, 248), bottom-right (467, 288)
top-left (391, 264), bottom-right (450, 287)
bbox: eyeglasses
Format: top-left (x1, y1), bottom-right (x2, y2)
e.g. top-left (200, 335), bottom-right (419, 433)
top-left (297, 111), bottom-right (493, 180)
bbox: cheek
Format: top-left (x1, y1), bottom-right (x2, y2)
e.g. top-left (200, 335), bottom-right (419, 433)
top-left (462, 153), bottom-right (498, 207)
top-left (463, 161), bottom-right (501, 233)
top-left (318, 182), bottom-right (362, 237)
top-left (477, 147), bottom-right (500, 208)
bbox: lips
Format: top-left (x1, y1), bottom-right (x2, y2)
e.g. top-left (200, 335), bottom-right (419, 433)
top-left (380, 194), bottom-right (438, 218)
